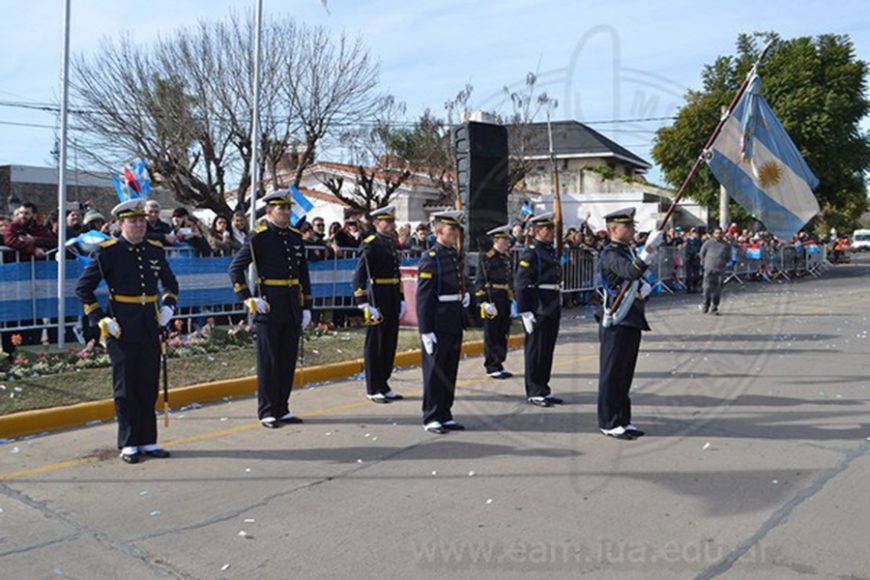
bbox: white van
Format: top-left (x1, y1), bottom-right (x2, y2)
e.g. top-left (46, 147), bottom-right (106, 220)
top-left (852, 229), bottom-right (870, 251)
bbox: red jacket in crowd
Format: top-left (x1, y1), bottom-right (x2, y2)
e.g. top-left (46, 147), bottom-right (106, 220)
top-left (3, 219), bottom-right (57, 260)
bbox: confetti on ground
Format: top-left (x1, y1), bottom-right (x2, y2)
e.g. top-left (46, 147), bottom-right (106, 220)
top-left (771, 480), bottom-right (779, 485)
top-left (468, 471), bottom-right (476, 477)
top-left (221, 564), bottom-right (231, 571)
top-left (139, 490), bottom-right (148, 496)
top-left (11, 447), bottom-right (20, 454)
top-left (702, 442), bottom-right (711, 450)
top-left (486, 498), bottom-right (494, 504)
top-left (244, 518), bottom-right (255, 523)
top-left (150, 510), bottom-right (161, 517)
top-left (245, 468), bottom-right (252, 473)
top-left (431, 471), bottom-right (437, 476)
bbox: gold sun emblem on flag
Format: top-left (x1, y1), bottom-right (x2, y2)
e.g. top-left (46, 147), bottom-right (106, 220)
top-left (757, 161), bottom-right (783, 188)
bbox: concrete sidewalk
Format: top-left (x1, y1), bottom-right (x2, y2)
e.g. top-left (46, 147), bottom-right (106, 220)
top-left (1, 258), bottom-right (869, 579)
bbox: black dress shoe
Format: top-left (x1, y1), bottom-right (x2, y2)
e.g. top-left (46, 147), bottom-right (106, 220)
top-left (488, 370), bottom-right (512, 380)
top-left (261, 419), bottom-right (281, 429)
top-left (121, 453), bottom-right (140, 464)
top-left (443, 422), bottom-right (465, 431)
top-left (383, 390), bottom-right (404, 401)
top-left (544, 396), bottom-right (564, 405)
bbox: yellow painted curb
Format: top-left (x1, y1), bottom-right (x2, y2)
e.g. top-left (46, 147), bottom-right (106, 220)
top-left (0, 334), bottom-right (525, 439)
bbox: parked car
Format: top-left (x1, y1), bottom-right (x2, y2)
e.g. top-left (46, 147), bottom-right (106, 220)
top-left (852, 229), bottom-right (870, 252)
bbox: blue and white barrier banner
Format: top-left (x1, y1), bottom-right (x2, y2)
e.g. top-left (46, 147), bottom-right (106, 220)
top-left (0, 256), bottom-right (371, 323)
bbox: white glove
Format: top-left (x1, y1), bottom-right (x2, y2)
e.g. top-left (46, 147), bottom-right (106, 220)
top-left (359, 302), bottom-right (381, 324)
top-left (639, 230), bottom-right (665, 263)
top-left (246, 297), bottom-right (270, 315)
top-left (482, 302), bottom-right (498, 317)
top-left (640, 282), bottom-right (653, 299)
top-left (645, 229), bottom-right (665, 250)
top-left (98, 317), bottom-right (121, 344)
top-left (301, 309), bottom-right (312, 328)
top-left (421, 332), bottom-right (437, 355)
top-left (158, 305), bottom-right (174, 327)
top-left (520, 312), bottom-right (536, 334)
top-left (462, 292), bottom-right (471, 308)
top-left (399, 300), bottom-right (407, 318)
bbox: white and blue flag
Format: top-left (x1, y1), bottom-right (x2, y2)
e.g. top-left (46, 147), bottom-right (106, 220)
top-left (290, 185), bottom-right (314, 227)
top-left (704, 71), bottom-right (820, 240)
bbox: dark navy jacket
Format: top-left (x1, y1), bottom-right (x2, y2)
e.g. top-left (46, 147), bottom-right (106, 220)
top-left (76, 237), bottom-right (179, 343)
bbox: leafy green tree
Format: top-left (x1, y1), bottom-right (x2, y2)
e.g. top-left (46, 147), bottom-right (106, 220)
top-left (653, 32), bottom-right (870, 231)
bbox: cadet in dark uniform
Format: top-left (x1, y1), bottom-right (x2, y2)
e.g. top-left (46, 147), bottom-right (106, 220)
top-left (475, 224), bottom-right (514, 379)
top-left (417, 210), bottom-right (469, 434)
top-left (597, 208), bottom-right (664, 439)
top-left (76, 198), bottom-right (179, 464)
top-left (228, 191), bottom-right (312, 429)
top-left (515, 212), bottom-right (563, 407)
top-left (353, 205), bottom-right (406, 404)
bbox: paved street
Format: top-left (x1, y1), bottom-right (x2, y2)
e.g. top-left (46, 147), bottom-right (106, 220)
top-left (2, 256), bottom-right (870, 579)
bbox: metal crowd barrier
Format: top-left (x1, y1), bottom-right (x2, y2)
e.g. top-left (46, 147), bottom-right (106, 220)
top-left (646, 243), bottom-right (829, 289)
top-left (0, 240), bottom-right (831, 341)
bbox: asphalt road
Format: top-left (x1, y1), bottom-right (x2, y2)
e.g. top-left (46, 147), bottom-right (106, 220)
top-left (2, 255), bottom-right (869, 579)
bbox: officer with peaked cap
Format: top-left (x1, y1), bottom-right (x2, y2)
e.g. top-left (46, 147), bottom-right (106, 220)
top-left (514, 212), bottom-right (563, 407)
top-left (416, 210), bottom-right (469, 434)
top-left (75, 198), bottom-right (179, 464)
top-left (475, 224), bottom-right (514, 379)
top-left (597, 207), bottom-right (664, 439)
top-left (228, 190), bottom-right (313, 429)
top-left (352, 205), bottom-right (406, 404)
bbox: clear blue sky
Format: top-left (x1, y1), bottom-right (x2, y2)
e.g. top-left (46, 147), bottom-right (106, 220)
top-left (1, 0), bottom-right (868, 186)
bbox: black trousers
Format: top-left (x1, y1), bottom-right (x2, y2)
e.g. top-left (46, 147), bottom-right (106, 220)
top-left (256, 315), bottom-right (300, 420)
top-left (524, 315), bottom-right (560, 398)
top-left (597, 324), bottom-right (642, 430)
top-left (421, 331), bottom-right (461, 425)
top-left (703, 269), bottom-right (724, 308)
top-left (364, 312), bottom-right (399, 395)
top-left (482, 295), bottom-right (511, 374)
top-left (107, 339), bottom-right (161, 449)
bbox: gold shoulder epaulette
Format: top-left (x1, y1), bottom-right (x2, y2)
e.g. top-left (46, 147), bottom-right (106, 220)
top-left (254, 224), bottom-right (268, 234)
top-left (428, 250), bottom-right (436, 257)
top-left (364, 234), bottom-right (376, 243)
top-left (486, 249), bottom-right (495, 258)
top-left (99, 239), bottom-right (117, 248)
top-left (146, 239), bottom-right (163, 248)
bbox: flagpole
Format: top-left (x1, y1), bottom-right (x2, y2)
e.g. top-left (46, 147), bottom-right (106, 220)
top-left (657, 39), bottom-right (775, 231)
top-left (608, 39), bottom-right (775, 315)
top-left (56, 0), bottom-right (71, 348)
top-left (248, 0), bottom-right (263, 233)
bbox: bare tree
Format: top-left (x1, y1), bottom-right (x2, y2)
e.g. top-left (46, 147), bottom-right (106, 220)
top-left (319, 96), bottom-right (411, 214)
top-left (501, 72), bottom-right (555, 192)
top-left (282, 26), bottom-right (381, 189)
top-left (70, 12), bottom-right (379, 214)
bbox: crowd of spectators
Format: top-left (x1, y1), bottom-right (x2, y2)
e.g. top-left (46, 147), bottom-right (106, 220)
top-left (1, 197), bottom-right (834, 266)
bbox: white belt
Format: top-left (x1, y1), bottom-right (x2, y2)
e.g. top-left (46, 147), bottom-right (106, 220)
top-left (438, 294), bottom-right (462, 302)
top-left (536, 284), bottom-right (561, 291)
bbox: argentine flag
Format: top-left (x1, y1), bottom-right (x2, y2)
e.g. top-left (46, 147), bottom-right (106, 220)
top-left (289, 185), bottom-right (314, 227)
top-left (704, 71), bottom-right (820, 240)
